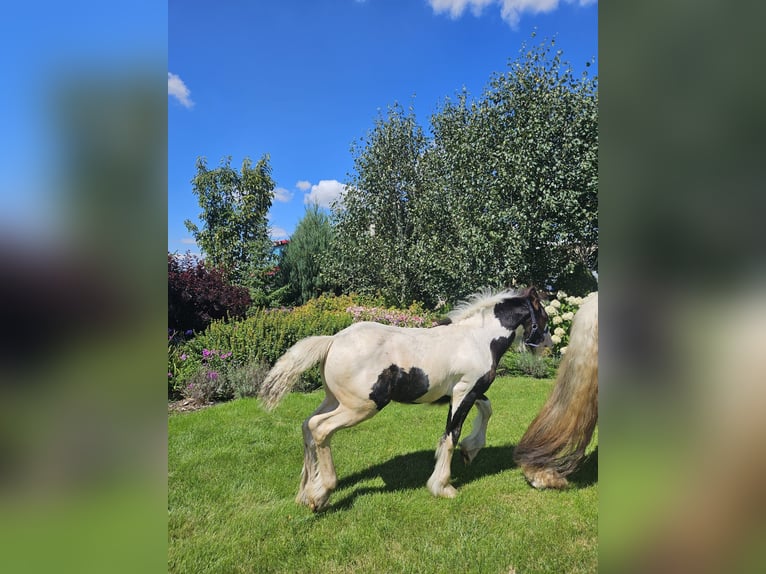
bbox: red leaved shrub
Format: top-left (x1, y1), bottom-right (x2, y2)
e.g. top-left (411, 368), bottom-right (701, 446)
top-left (168, 253), bottom-right (251, 333)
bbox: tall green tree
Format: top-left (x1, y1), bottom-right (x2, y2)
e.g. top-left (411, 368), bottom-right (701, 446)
top-left (329, 37), bottom-right (598, 306)
top-left (185, 155), bottom-right (275, 288)
top-left (280, 203), bottom-right (334, 304)
top-left (328, 103), bottom-right (427, 305)
top-left (418, 37), bottom-right (598, 297)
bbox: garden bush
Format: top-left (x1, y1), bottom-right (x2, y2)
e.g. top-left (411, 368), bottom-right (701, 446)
top-left (499, 350), bottom-right (559, 379)
top-left (169, 297), bottom-right (354, 397)
top-left (168, 252), bottom-right (251, 333)
top-left (178, 359), bottom-right (271, 403)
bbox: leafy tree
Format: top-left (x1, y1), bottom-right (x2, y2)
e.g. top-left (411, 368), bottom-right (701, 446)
top-left (329, 37), bottom-right (597, 306)
top-left (327, 103), bottom-right (427, 305)
top-left (280, 203), bottom-right (334, 304)
top-left (418, 37), bottom-right (598, 296)
top-left (482, 38), bottom-right (598, 290)
top-left (184, 155), bottom-right (275, 288)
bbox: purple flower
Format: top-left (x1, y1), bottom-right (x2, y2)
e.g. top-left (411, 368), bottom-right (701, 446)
top-left (168, 372), bottom-right (173, 378)
top-left (207, 370), bottom-right (219, 381)
top-left (202, 349), bottom-right (211, 359)
top-left (180, 353), bottom-right (188, 361)
top-left (185, 330), bottom-right (193, 337)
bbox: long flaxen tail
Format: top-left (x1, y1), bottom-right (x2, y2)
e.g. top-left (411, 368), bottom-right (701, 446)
top-left (258, 336), bottom-right (335, 411)
top-left (513, 292), bottom-right (598, 489)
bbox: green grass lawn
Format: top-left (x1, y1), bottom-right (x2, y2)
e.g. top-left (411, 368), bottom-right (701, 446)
top-left (168, 376), bottom-right (597, 573)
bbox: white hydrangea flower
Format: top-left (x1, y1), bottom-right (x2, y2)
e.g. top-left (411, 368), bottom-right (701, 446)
top-left (544, 305), bottom-right (558, 316)
top-left (554, 327), bottom-right (566, 337)
top-left (562, 312), bottom-right (574, 321)
top-left (551, 299), bottom-right (561, 308)
top-left (551, 334), bottom-right (561, 345)
top-left (560, 346), bottom-right (568, 355)
top-left (552, 315), bottom-right (563, 325)
top-left (557, 290), bottom-right (568, 300)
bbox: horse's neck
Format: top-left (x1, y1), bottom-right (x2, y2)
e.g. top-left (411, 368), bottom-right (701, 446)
top-left (454, 309), bottom-right (514, 340)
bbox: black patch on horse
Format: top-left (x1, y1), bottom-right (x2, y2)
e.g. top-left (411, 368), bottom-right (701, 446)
top-left (446, 373), bottom-right (497, 445)
top-left (444, 339), bottom-right (513, 446)
top-left (369, 364), bottom-right (430, 410)
top-left (490, 336), bottom-right (513, 372)
top-left (493, 298), bottom-right (526, 331)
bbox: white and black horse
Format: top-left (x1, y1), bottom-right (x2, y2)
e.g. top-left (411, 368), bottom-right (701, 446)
top-left (259, 287), bottom-right (549, 511)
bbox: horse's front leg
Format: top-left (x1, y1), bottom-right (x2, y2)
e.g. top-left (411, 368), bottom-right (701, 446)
top-left (459, 394), bottom-right (492, 465)
top-left (427, 381), bottom-right (479, 498)
top-left (427, 432), bottom-right (458, 498)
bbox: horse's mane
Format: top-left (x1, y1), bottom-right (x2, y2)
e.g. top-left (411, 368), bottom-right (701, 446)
top-left (447, 287), bottom-right (524, 324)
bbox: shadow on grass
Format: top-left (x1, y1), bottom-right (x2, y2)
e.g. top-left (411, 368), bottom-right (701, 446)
top-left (327, 444), bottom-right (518, 513)
top-left (324, 443), bottom-right (599, 513)
top-left (569, 446), bottom-right (598, 488)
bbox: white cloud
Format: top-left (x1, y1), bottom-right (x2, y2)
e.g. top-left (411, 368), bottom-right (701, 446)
top-left (296, 180), bottom-right (311, 191)
top-left (427, 0), bottom-right (595, 28)
top-left (269, 226), bottom-right (289, 239)
top-left (304, 179), bottom-right (346, 209)
top-left (273, 187), bottom-right (293, 202)
top-left (180, 237), bottom-right (197, 245)
top-left (168, 72), bottom-right (194, 108)
top-left (429, 0), bottom-right (494, 19)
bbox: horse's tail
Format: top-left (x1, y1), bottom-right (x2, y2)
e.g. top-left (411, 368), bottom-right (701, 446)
top-left (514, 293), bottom-right (598, 486)
top-left (259, 336), bottom-right (335, 411)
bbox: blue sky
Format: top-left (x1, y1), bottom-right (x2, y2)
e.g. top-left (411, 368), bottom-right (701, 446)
top-left (169, 0), bottom-right (597, 254)
top-left (0, 1), bottom-right (166, 242)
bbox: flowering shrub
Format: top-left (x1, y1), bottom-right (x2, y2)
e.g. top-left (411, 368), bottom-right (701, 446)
top-left (170, 338), bottom-right (271, 402)
top-left (345, 304), bottom-right (438, 327)
top-left (543, 290), bottom-right (594, 356)
top-left (169, 296), bottom-right (355, 397)
top-left (182, 367), bottom-right (232, 403)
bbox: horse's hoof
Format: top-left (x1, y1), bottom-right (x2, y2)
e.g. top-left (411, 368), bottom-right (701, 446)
top-left (460, 447), bottom-right (478, 465)
top-left (428, 477), bottom-right (458, 498)
top-left (296, 490), bottom-right (310, 506)
top-left (523, 467), bottom-right (569, 490)
top-left (441, 485), bottom-right (458, 498)
top-left (306, 491), bottom-right (331, 512)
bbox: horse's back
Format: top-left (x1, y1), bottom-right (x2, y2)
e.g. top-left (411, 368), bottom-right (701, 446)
top-left (323, 321), bottom-right (476, 405)
top-left (329, 321), bottom-right (436, 366)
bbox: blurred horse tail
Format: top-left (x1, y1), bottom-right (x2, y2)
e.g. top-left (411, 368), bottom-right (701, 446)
top-left (514, 292), bottom-right (598, 489)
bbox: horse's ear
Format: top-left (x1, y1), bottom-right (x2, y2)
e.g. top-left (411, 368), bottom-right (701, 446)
top-left (528, 286), bottom-right (540, 310)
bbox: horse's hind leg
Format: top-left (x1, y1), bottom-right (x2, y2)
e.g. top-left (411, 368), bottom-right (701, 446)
top-left (297, 395), bottom-right (338, 507)
top-left (459, 394), bottom-right (492, 465)
top-left (305, 403), bottom-right (377, 512)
